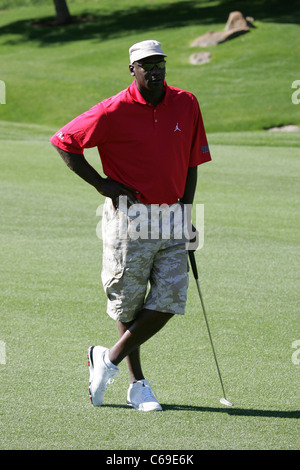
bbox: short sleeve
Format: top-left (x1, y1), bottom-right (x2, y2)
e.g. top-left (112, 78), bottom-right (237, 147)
top-left (189, 96), bottom-right (211, 167)
top-left (50, 102), bottom-right (108, 154)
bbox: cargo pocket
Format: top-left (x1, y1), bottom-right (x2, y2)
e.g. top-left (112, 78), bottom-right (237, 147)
top-left (101, 249), bottom-right (125, 298)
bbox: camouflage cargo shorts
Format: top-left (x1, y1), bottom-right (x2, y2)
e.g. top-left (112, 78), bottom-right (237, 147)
top-left (101, 197), bottom-right (189, 322)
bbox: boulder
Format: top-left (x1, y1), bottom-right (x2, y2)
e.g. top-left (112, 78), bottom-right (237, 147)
top-left (268, 125), bottom-right (300, 132)
top-left (191, 29), bottom-right (248, 47)
top-left (189, 51), bottom-right (211, 65)
top-left (191, 11), bottom-right (254, 47)
top-left (225, 11), bottom-right (254, 32)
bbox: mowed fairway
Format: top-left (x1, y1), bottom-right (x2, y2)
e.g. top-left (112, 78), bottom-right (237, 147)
top-left (0, 123), bottom-right (299, 450)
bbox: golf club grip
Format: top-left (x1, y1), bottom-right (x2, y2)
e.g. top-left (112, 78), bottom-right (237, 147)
top-left (188, 251), bottom-right (198, 280)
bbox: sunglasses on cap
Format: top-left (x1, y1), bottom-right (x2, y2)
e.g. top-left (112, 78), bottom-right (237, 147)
top-left (135, 61), bottom-right (166, 71)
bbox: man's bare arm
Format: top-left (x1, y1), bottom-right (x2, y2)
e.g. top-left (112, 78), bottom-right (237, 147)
top-left (180, 166), bottom-right (198, 250)
top-left (52, 145), bottom-right (139, 206)
top-left (180, 166), bottom-right (198, 205)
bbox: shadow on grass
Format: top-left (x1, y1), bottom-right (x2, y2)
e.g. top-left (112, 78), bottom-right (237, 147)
top-left (162, 404), bottom-right (300, 419)
top-left (103, 403), bottom-right (299, 419)
top-left (0, 0), bottom-right (299, 46)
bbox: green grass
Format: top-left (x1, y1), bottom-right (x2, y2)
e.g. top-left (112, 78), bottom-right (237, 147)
top-left (0, 122), bottom-right (299, 450)
top-left (0, 0), bottom-right (299, 451)
top-left (0, 0), bottom-right (299, 132)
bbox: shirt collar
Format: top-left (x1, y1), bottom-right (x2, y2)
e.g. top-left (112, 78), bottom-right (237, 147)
top-left (128, 80), bottom-right (168, 106)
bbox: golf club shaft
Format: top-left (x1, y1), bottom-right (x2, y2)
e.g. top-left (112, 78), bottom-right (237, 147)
top-left (188, 251), bottom-right (228, 400)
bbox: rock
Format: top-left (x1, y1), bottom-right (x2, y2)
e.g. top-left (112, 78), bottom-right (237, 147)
top-left (268, 125), bottom-right (300, 132)
top-left (191, 31), bottom-right (226, 47)
top-left (191, 11), bottom-right (254, 47)
top-left (189, 51), bottom-right (211, 65)
top-left (225, 11), bottom-right (253, 32)
top-left (191, 29), bottom-right (248, 47)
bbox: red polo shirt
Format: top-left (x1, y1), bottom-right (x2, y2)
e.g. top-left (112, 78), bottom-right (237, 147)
top-left (50, 81), bottom-right (211, 204)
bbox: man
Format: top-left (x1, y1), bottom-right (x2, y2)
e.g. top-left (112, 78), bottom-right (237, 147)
top-left (50, 40), bottom-right (211, 411)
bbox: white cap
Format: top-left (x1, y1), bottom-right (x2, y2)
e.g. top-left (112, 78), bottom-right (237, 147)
top-left (129, 40), bottom-right (167, 64)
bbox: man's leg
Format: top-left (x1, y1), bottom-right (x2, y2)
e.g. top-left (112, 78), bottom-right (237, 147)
top-left (117, 320), bottom-right (144, 383)
top-left (108, 308), bottom-right (173, 411)
top-left (109, 308), bottom-right (173, 368)
top-left (89, 307), bottom-right (174, 408)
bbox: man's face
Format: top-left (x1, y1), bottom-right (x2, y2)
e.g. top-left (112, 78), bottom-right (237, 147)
top-left (129, 55), bottom-right (166, 92)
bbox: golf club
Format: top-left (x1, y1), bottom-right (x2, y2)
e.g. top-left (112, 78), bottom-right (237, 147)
top-left (188, 250), bottom-right (233, 407)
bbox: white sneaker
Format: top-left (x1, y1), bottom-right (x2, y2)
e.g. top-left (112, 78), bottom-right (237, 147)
top-left (87, 346), bottom-right (118, 406)
top-left (127, 379), bottom-right (162, 411)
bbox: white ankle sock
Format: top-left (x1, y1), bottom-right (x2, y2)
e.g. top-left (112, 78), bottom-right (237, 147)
top-left (104, 349), bottom-right (118, 370)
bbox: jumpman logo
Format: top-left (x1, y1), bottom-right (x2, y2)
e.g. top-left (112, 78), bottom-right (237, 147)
top-left (174, 122), bottom-right (181, 132)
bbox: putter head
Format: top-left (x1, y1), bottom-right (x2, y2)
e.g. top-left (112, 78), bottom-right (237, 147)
top-left (220, 398), bottom-right (233, 407)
